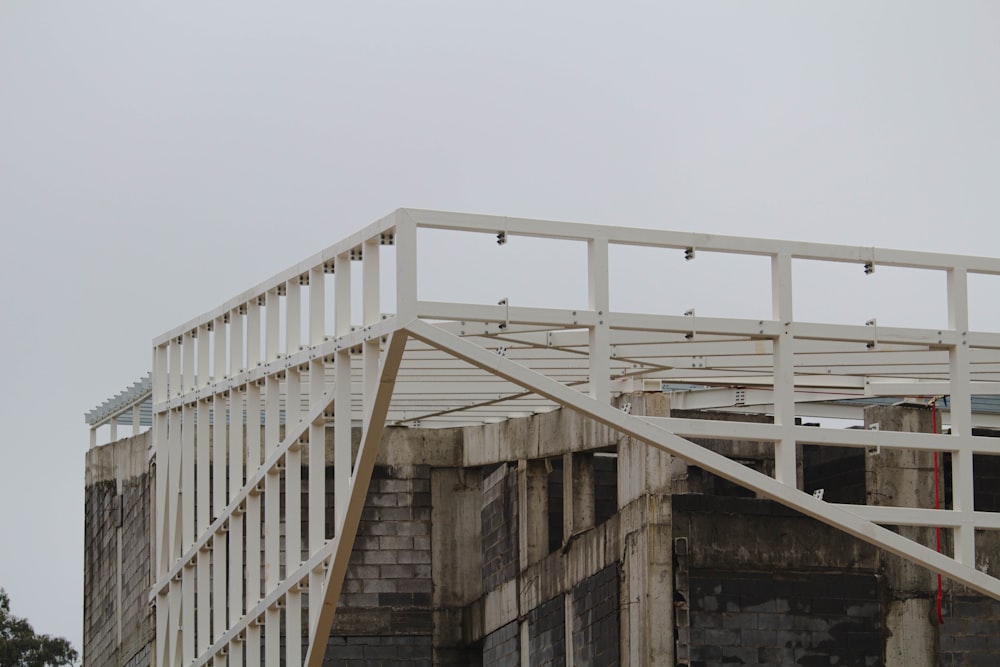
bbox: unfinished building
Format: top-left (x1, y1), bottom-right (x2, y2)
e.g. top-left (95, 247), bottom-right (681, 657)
top-left (84, 209), bottom-right (1000, 665)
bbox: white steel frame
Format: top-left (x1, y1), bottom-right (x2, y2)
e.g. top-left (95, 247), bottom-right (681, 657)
top-left (149, 209), bottom-right (1000, 666)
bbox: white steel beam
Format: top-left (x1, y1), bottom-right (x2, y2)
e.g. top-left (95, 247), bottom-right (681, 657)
top-left (949, 267), bottom-right (976, 564)
top-left (771, 253), bottom-right (796, 485)
top-left (402, 208), bottom-right (1000, 273)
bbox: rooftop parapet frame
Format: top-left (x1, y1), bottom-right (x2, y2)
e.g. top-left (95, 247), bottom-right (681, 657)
top-left (145, 208), bottom-right (1000, 667)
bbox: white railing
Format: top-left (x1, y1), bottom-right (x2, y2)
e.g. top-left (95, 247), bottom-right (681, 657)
top-left (149, 209), bottom-right (1000, 666)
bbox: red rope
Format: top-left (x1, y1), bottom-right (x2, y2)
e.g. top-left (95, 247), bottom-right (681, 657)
top-left (932, 400), bottom-right (944, 625)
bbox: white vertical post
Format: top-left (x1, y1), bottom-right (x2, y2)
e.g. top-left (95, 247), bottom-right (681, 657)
top-left (197, 549), bottom-right (210, 657)
top-left (247, 299), bottom-right (261, 370)
top-left (310, 265), bottom-right (326, 345)
top-left (363, 237), bottom-right (380, 323)
top-left (948, 267), bottom-right (975, 564)
top-left (198, 324), bottom-right (211, 388)
top-left (182, 330), bottom-right (195, 397)
top-left (195, 394), bottom-right (211, 659)
top-left (229, 387), bottom-right (244, 505)
top-left (308, 264), bottom-right (327, 635)
top-left (282, 366), bottom-right (302, 665)
top-left (334, 352), bottom-right (351, 529)
top-left (109, 417), bottom-right (118, 442)
top-left (308, 358), bottom-right (326, 634)
top-left (228, 509), bottom-right (244, 667)
top-left (771, 253), bottom-right (797, 486)
top-left (196, 398), bottom-right (211, 533)
top-left (170, 337), bottom-right (182, 398)
top-left (587, 237), bottom-right (611, 403)
top-left (168, 579), bottom-right (181, 667)
top-left (265, 606), bottom-right (280, 664)
top-left (335, 252), bottom-right (352, 529)
top-left (245, 387), bottom-right (262, 665)
top-left (213, 394), bottom-right (227, 520)
top-left (167, 344), bottom-right (184, 665)
top-left (230, 310), bottom-right (244, 378)
top-left (155, 590), bottom-right (168, 667)
top-left (228, 381), bottom-right (246, 653)
top-left (286, 368), bottom-right (303, 619)
top-left (265, 373), bottom-right (281, 446)
top-left (181, 405), bottom-right (195, 550)
top-left (263, 349), bottom-right (281, 663)
top-left (168, 408), bottom-right (182, 562)
top-left (154, 343), bottom-right (169, 404)
top-left (180, 560), bottom-right (193, 662)
top-left (335, 252), bottom-right (352, 338)
top-left (287, 587), bottom-right (302, 667)
top-left (394, 211), bottom-right (417, 322)
top-left (227, 387), bottom-right (245, 648)
top-left (266, 288), bottom-right (280, 363)
top-left (246, 620), bottom-right (260, 665)
top-left (151, 334), bottom-right (172, 666)
top-left (212, 530), bottom-right (228, 643)
top-left (288, 278), bottom-right (302, 355)
top-left (363, 237), bottom-right (380, 424)
top-left (215, 315), bottom-right (228, 382)
top-left (263, 507), bottom-right (280, 661)
top-left (153, 345), bottom-right (168, 577)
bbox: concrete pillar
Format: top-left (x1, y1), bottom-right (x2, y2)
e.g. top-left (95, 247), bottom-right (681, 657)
top-left (864, 404), bottom-right (938, 666)
top-left (617, 393), bottom-right (674, 666)
top-left (432, 468), bottom-right (484, 664)
top-left (563, 452), bottom-right (595, 542)
top-left (519, 459), bottom-right (549, 569)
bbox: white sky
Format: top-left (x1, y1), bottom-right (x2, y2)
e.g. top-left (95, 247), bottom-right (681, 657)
top-left (1, 1), bottom-right (999, 656)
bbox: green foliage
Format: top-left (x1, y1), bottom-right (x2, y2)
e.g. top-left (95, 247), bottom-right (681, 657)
top-left (0, 589), bottom-right (78, 667)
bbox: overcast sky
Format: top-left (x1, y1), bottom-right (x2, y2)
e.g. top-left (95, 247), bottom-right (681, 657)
top-left (2, 1), bottom-right (999, 656)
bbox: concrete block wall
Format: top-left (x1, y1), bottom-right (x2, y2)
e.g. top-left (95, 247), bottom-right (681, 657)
top-left (571, 566), bottom-right (619, 667)
top-left (341, 465), bottom-right (432, 611)
top-left (83, 433), bottom-right (152, 667)
top-left (83, 479), bottom-right (120, 666)
top-left (334, 463), bottom-right (433, 661)
top-left (483, 621), bottom-right (520, 667)
top-left (687, 571), bottom-right (881, 666)
top-left (119, 475), bottom-right (153, 664)
top-left (482, 464), bottom-right (519, 592)
top-left (324, 635), bottom-right (433, 666)
top-left (940, 596), bottom-right (1000, 664)
top-left (527, 595), bottom-right (566, 667)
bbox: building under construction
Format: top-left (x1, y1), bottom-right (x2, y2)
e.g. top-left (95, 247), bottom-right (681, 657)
top-left (84, 210), bottom-right (1000, 665)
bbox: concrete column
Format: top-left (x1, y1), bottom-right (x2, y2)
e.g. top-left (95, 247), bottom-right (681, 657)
top-left (864, 404), bottom-right (938, 666)
top-left (519, 459), bottom-right (549, 569)
top-left (432, 468), bottom-right (484, 663)
top-left (564, 452), bottom-right (595, 542)
top-left (617, 393), bottom-right (673, 666)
